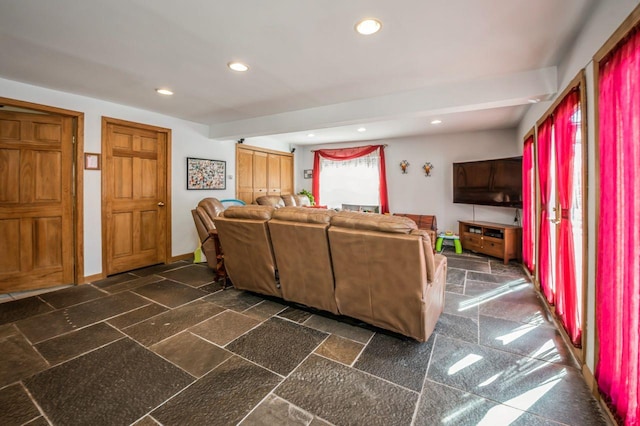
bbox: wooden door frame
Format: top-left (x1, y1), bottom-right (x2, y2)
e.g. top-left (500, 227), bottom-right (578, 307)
top-left (101, 117), bottom-right (172, 275)
top-left (0, 97), bottom-right (85, 284)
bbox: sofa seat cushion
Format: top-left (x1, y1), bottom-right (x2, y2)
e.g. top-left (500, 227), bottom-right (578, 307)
top-left (331, 211), bottom-right (417, 234)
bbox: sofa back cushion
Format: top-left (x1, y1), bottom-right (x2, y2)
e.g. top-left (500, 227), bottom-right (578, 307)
top-left (256, 195), bottom-right (285, 208)
top-left (273, 206), bottom-right (334, 224)
top-left (330, 211), bottom-right (417, 234)
top-left (269, 207), bottom-right (338, 314)
top-left (223, 205), bottom-right (274, 220)
top-left (281, 194), bottom-right (296, 207)
top-left (214, 206), bottom-right (280, 297)
top-left (293, 194), bottom-right (311, 206)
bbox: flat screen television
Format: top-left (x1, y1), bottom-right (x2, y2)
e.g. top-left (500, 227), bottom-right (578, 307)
top-left (453, 156), bottom-right (523, 208)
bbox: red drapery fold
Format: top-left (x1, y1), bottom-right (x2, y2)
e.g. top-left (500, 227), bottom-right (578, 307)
top-left (311, 145), bottom-right (389, 213)
top-left (522, 135), bottom-right (535, 273)
top-left (553, 89), bottom-right (581, 346)
top-left (595, 26), bottom-right (640, 426)
top-left (378, 147), bottom-right (389, 214)
top-left (537, 117), bottom-right (554, 305)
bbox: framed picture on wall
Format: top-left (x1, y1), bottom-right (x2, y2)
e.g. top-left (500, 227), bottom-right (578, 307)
top-left (187, 157), bottom-right (226, 190)
top-left (84, 153), bottom-right (101, 170)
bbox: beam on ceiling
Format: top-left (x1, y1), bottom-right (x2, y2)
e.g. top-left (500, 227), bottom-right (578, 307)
top-left (208, 67), bottom-right (557, 140)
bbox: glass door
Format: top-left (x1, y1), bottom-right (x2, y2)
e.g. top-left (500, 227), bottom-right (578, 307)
top-left (537, 83), bottom-right (585, 349)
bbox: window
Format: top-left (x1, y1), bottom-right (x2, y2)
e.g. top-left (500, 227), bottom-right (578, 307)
top-left (319, 152), bottom-right (380, 209)
top-left (311, 145), bottom-right (389, 213)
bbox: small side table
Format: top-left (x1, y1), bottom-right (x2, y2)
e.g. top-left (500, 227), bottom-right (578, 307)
top-left (436, 233), bottom-right (462, 254)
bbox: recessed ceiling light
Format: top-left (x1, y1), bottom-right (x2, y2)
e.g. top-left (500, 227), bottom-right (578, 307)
top-left (528, 98), bottom-right (541, 104)
top-left (355, 18), bottom-right (382, 35)
top-left (156, 88), bottom-right (174, 95)
top-left (228, 62), bottom-right (249, 72)
top-left (307, 133), bottom-right (315, 137)
top-left (357, 127), bottom-right (367, 132)
top-left (431, 119), bottom-right (442, 125)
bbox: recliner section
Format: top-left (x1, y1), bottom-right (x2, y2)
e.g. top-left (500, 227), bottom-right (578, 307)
top-left (213, 205), bottom-right (281, 298)
top-left (269, 207), bottom-right (339, 314)
top-left (328, 211), bottom-right (446, 342)
top-left (191, 198), bottom-right (225, 270)
top-left (212, 206), bottom-right (446, 342)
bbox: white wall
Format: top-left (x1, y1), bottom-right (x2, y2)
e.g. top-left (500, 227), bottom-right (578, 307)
top-left (298, 128), bottom-right (521, 232)
top-left (516, 0), bottom-right (640, 372)
top-left (1, 77), bottom-right (236, 277)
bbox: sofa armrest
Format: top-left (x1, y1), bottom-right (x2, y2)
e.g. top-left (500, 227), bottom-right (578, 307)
top-left (426, 229), bottom-right (436, 251)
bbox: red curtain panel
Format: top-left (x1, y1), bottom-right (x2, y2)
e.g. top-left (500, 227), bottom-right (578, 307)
top-left (537, 117), bottom-right (555, 305)
top-left (522, 135), bottom-right (535, 273)
top-left (595, 26), bottom-right (640, 426)
top-left (553, 89), bottom-right (582, 346)
top-left (311, 145), bottom-right (389, 213)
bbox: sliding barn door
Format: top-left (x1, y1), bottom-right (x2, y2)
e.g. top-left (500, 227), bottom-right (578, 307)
top-left (0, 111), bottom-right (74, 292)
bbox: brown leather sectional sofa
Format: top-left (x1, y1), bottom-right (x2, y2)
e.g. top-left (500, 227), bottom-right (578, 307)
top-left (213, 205), bottom-right (447, 342)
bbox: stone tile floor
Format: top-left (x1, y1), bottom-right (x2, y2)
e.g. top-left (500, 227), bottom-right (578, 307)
top-left (0, 250), bottom-right (608, 426)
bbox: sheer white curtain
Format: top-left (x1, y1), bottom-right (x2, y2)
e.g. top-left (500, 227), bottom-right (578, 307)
top-left (319, 151), bottom-right (380, 209)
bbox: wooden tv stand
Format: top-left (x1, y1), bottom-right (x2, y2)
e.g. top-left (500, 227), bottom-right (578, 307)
top-left (458, 220), bottom-right (522, 264)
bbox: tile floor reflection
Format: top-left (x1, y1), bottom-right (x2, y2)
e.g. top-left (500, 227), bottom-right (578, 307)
top-left (0, 250), bottom-right (608, 425)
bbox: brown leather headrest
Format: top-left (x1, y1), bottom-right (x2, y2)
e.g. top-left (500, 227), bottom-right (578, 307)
top-left (195, 206), bottom-right (216, 230)
top-left (280, 194), bottom-right (296, 207)
top-left (197, 198), bottom-right (225, 219)
top-left (331, 211), bottom-right (417, 234)
top-left (223, 205), bottom-right (274, 220)
top-left (255, 195), bottom-right (285, 208)
top-left (272, 206), bottom-right (335, 224)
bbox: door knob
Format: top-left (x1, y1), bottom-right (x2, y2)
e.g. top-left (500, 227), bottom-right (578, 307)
top-left (158, 202), bottom-right (165, 207)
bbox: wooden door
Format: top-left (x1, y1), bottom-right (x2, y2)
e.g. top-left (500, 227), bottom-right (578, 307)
top-left (0, 111), bottom-right (74, 292)
top-left (236, 148), bottom-right (254, 204)
top-left (267, 154), bottom-right (281, 195)
top-left (280, 155), bottom-right (293, 195)
top-left (103, 120), bottom-right (168, 275)
top-left (253, 151), bottom-right (268, 201)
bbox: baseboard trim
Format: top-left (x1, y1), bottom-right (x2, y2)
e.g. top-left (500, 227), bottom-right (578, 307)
top-left (171, 253), bottom-right (193, 263)
top-left (583, 362), bottom-right (620, 424)
top-left (82, 255), bottom-right (191, 283)
top-left (82, 272), bottom-right (104, 284)
top-left (582, 364), bottom-right (597, 395)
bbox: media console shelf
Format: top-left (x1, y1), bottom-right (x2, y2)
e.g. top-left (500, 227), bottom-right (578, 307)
top-left (458, 220), bottom-right (522, 264)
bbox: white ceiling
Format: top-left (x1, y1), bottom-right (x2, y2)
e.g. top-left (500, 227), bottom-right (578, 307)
top-left (0, 0), bottom-right (596, 145)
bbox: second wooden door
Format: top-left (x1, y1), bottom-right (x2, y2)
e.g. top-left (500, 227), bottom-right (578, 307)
top-left (103, 118), bottom-right (169, 275)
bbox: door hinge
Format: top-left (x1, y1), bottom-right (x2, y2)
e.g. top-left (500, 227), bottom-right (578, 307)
top-left (72, 136), bottom-right (76, 144)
